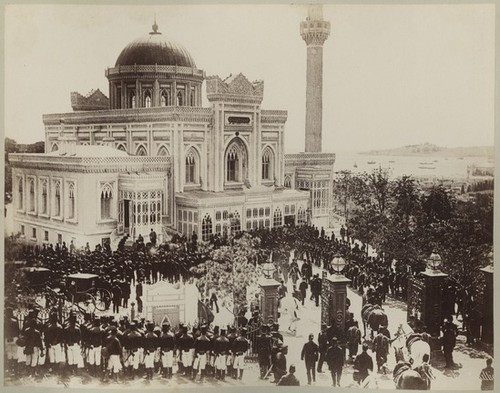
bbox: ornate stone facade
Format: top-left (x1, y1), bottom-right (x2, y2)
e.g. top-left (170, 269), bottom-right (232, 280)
top-left (10, 23), bottom-right (313, 247)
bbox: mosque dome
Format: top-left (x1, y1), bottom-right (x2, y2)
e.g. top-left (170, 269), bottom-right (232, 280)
top-left (115, 22), bottom-right (196, 68)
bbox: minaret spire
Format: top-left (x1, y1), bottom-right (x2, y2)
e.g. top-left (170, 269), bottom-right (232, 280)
top-left (300, 4), bottom-right (330, 153)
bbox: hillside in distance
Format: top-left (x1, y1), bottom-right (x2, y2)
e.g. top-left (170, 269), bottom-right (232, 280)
top-left (361, 143), bottom-right (494, 157)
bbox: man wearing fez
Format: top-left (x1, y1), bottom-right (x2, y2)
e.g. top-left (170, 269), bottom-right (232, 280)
top-left (256, 324), bottom-right (273, 379)
top-left (232, 327), bottom-right (250, 380)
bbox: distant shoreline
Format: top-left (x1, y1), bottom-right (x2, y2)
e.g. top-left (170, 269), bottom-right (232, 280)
top-left (360, 144), bottom-right (494, 158)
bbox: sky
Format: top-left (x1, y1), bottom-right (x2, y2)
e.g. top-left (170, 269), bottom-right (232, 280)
top-left (4, 3), bottom-right (495, 153)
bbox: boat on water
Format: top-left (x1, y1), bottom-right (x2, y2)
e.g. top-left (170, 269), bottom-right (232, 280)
top-left (457, 157), bottom-right (464, 160)
top-left (419, 162), bottom-right (433, 165)
top-left (389, 160), bottom-right (395, 163)
top-left (353, 162), bottom-right (358, 168)
top-left (418, 166), bottom-right (435, 170)
top-left (367, 161), bottom-right (376, 164)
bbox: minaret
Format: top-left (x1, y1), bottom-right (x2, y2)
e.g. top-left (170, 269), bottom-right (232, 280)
top-left (301, 4), bottom-right (330, 152)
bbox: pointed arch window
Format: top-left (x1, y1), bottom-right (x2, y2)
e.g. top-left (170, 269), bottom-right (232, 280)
top-left (17, 177), bottom-right (24, 210)
top-left (144, 90), bottom-right (152, 108)
top-left (262, 147), bottom-right (273, 180)
top-left (51, 143), bottom-right (59, 152)
top-left (161, 90), bottom-right (169, 106)
top-left (54, 180), bottom-right (61, 217)
top-left (185, 149), bottom-right (198, 184)
top-left (136, 145), bottom-right (147, 156)
top-left (130, 90), bottom-right (136, 108)
top-left (117, 144), bottom-right (127, 152)
top-left (68, 183), bottom-right (75, 219)
top-left (100, 184), bottom-right (113, 220)
top-left (284, 175), bottom-right (292, 188)
top-left (227, 148), bottom-right (239, 182)
top-left (202, 214), bottom-right (213, 242)
top-left (28, 178), bottom-right (36, 212)
top-left (41, 180), bottom-right (48, 214)
top-left (157, 146), bottom-right (169, 156)
top-left (176, 91), bottom-right (184, 106)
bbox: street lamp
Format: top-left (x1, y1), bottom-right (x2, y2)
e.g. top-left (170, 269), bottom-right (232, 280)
top-left (262, 262), bottom-right (275, 279)
top-left (427, 252), bottom-right (442, 271)
top-left (331, 255), bottom-right (346, 275)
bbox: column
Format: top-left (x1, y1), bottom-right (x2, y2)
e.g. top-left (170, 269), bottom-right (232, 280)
top-left (259, 277), bottom-right (280, 324)
top-left (321, 271), bottom-right (351, 343)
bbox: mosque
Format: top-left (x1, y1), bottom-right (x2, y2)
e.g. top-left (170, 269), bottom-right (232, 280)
top-left (10, 6), bottom-right (335, 248)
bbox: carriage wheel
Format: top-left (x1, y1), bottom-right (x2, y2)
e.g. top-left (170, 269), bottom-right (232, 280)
top-left (95, 289), bottom-right (111, 311)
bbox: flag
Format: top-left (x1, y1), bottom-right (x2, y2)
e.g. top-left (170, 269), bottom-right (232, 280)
top-left (198, 300), bottom-right (214, 324)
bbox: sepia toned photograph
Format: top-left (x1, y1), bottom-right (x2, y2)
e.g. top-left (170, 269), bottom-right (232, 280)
top-left (3, 3), bottom-right (495, 390)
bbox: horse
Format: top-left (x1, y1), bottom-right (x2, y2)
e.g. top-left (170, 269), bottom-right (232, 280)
top-left (361, 303), bottom-right (388, 339)
top-left (392, 325), bottom-right (431, 368)
top-left (393, 362), bottom-right (428, 390)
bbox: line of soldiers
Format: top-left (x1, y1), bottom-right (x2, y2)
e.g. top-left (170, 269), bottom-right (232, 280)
top-left (6, 309), bottom-right (251, 383)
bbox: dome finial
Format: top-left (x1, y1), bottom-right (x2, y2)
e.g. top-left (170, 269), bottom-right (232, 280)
top-left (150, 14), bottom-right (161, 35)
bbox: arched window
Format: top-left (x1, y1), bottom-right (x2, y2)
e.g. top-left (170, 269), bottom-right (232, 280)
top-left (273, 208), bottom-right (282, 227)
top-left (144, 90), bottom-right (152, 108)
top-left (100, 184), bottom-right (113, 220)
top-left (176, 91), bottom-right (184, 106)
top-left (18, 177), bottom-right (24, 210)
top-left (117, 144), bottom-right (127, 152)
top-left (130, 91), bottom-right (136, 108)
top-left (202, 214), bottom-right (212, 241)
top-left (136, 145), bottom-right (147, 156)
top-left (28, 178), bottom-right (35, 212)
top-left (157, 146), bottom-right (169, 156)
top-left (51, 143), bottom-right (59, 152)
top-left (185, 149), bottom-right (198, 184)
top-left (225, 139), bottom-right (247, 183)
top-left (54, 181), bottom-right (61, 217)
top-left (41, 180), bottom-right (48, 214)
top-left (68, 183), bottom-right (75, 219)
top-left (262, 147), bottom-right (273, 180)
top-left (161, 90), bottom-right (169, 106)
top-left (190, 88), bottom-right (196, 106)
top-left (284, 175), bottom-right (292, 188)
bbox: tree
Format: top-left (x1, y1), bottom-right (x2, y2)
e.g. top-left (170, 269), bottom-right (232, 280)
top-left (421, 185), bottom-right (455, 223)
top-left (191, 233), bottom-right (262, 321)
top-left (332, 171), bottom-right (370, 221)
top-left (365, 167), bottom-right (392, 215)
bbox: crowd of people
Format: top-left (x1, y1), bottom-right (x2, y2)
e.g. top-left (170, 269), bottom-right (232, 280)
top-left (4, 223), bottom-right (494, 388)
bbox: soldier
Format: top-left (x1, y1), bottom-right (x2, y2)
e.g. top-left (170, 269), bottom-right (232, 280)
top-left (346, 321), bottom-right (362, 361)
top-left (232, 327), bottom-right (250, 381)
top-left (143, 322), bottom-right (158, 380)
top-left (178, 325), bottom-right (195, 377)
top-left (317, 323), bottom-right (328, 373)
top-left (159, 322), bottom-right (175, 378)
top-left (45, 312), bottom-right (65, 374)
top-left (193, 325), bottom-right (211, 382)
top-left (373, 330), bottom-right (390, 373)
top-left (256, 324), bottom-right (273, 379)
top-left (64, 314), bottom-right (83, 375)
top-left (23, 318), bottom-right (45, 377)
top-left (325, 337), bottom-right (344, 387)
top-left (105, 326), bottom-right (122, 382)
top-left (214, 328), bottom-right (230, 380)
top-left (174, 323), bottom-right (185, 374)
top-left (88, 318), bottom-right (104, 377)
top-left (226, 326), bottom-right (238, 379)
top-left (123, 321), bottom-right (144, 379)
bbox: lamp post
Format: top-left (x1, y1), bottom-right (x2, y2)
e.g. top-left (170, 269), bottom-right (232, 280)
top-left (427, 252), bottom-right (442, 272)
top-left (258, 262), bottom-right (280, 324)
top-left (321, 255), bottom-right (350, 338)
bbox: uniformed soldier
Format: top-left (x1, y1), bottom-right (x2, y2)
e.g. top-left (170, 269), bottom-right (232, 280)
top-left (214, 328), bottom-right (230, 381)
top-left (256, 324), bottom-right (273, 379)
top-left (143, 321), bottom-right (157, 380)
top-left (123, 321), bottom-right (144, 379)
top-left (175, 323), bottom-right (185, 374)
top-left (87, 317), bottom-right (104, 377)
top-left (79, 313), bottom-right (93, 371)
top-left (45, 312), bottom-right (65, 374)
top-left (177, 325), bottom-right (195, 377)
top-left (193, 325), bottom-right (211, 382)
top-left (64, 314), bottom-right (83, 374)
top-left (226, 326), bottom-right (238, 378)
top-left (232, 328), bottom-right (250, 381)
top-left (159, 323), bottom-right (175, 378)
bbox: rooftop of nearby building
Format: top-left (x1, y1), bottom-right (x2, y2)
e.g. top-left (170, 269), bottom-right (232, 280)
top-left (45, 145), bottom-right (129, 158)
